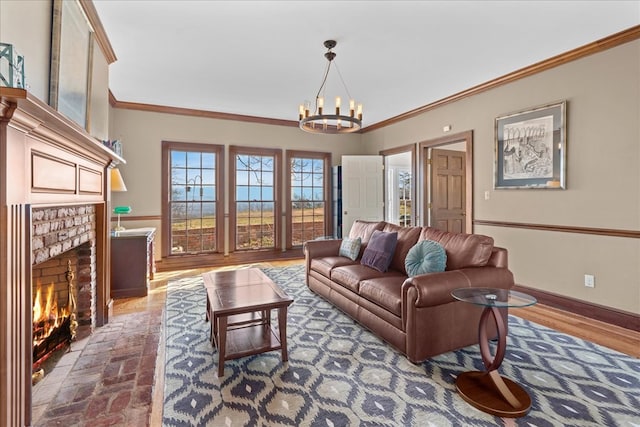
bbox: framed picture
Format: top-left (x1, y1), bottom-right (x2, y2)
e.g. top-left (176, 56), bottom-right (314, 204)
top-left (49, 0), bottom-right (94, 130)
top-left (494, 101), bottom-right (566, 189)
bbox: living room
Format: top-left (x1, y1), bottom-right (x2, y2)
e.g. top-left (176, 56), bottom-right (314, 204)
top-left (1, 1), bottom-right (639, 425)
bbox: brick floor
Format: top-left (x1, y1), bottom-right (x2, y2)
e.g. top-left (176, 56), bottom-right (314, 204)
top-left (32, 308), bottom-right (162, 427)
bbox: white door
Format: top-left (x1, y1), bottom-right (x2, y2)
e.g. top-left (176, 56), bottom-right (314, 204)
top-left (341, 155), bottom-right (384, 236)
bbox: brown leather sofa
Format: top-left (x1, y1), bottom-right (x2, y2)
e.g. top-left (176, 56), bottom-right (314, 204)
top-left (304, 220), bottom-right (514, 363)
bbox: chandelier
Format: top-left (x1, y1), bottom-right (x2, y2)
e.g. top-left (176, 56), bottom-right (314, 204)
top-left (299, 40), bottom-right (362, 134)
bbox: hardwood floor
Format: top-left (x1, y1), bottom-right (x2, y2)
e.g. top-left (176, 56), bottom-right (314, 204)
top-left (512, 304), bottom-right (640, 358)
top-left (141, 259), bottom-right (639, 425)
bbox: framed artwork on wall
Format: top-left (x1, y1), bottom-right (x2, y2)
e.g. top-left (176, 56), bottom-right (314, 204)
top-left (49, 0), bottom-right (94, 130)
top-left (494, 101), bottom-right (567, 189)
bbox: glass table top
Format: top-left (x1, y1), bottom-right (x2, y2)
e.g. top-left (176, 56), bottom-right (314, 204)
top-left (451, 287), bottom-right (537, 309)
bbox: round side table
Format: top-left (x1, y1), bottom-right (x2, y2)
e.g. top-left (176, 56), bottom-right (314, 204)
top-left (451, 287), bottom-right (537, 418)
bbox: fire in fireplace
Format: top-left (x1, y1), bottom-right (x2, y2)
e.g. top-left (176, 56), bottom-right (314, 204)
top-left (32, 260), bottom-right (78, 380)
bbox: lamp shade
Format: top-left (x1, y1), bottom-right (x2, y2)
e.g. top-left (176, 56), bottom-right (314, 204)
top-left (111, 168), bottom-right (127, 192)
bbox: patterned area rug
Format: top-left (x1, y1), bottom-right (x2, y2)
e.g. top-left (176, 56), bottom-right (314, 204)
top-left (162, 265), bottom-right (640, 426)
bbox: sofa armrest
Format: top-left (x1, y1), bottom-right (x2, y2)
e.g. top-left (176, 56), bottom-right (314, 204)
top-left (304, 239), bottom-right (342, 276)
top-left (304, 239), bottom-right (342, 259)
top-left (402, 267), bottom-right (514, 308)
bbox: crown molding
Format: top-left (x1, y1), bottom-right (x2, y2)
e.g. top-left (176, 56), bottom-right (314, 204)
top-left (362, 25), bottom-right (640, 133)
top-left (79, 0), bottom-right (117, 64)
top-left (110, 97), bottom-right (299, 128)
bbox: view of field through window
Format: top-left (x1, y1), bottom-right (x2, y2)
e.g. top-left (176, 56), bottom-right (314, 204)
top-left (169, 149), bottom-right (218, 254)
top-left (234, 154), bottom-right (276, 250)
top-left (290, 156), bottom-right (326, 245)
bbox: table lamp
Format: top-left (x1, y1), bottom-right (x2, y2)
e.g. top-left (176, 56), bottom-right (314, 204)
top-left (110, 167), bottom-right (129, 232)
top-left (113, 206), bottom-right (132, 232)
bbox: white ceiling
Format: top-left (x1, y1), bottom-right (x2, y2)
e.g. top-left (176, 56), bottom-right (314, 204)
top-left (93, 1), bottom-right (639, 128)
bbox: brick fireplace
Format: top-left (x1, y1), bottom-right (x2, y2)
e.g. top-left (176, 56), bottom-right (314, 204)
top-left (31, 205), bottom-right (98, 369)
top-left (1, 88), bottom-right (123, 425)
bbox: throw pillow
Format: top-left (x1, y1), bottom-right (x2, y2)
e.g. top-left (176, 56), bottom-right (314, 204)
top-left (339, 237), bottom-right (361, 261)
top-left (361, 230), bottom-right (398, 272)
top-left (405, 239), bottom-right (447, 277)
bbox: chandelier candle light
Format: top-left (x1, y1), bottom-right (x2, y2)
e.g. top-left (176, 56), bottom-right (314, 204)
top-left (299, 40), bottom-right (362, 134)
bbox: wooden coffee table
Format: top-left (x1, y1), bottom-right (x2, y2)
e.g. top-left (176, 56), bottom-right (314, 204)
top-left (203, 268), bottom-right (293, 377)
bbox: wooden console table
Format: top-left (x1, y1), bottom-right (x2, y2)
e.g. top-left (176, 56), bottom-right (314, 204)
top-left (111, 227), bottom-right (156, 298)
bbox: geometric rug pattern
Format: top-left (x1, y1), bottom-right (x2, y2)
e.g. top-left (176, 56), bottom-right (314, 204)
top-left (162, 264), bottom-right (640, 426)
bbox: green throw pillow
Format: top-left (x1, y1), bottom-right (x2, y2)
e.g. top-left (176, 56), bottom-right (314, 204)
top-left (339, 237), bottom-right (361, 261)
top-left (405, 240), bottom-right (447, 277)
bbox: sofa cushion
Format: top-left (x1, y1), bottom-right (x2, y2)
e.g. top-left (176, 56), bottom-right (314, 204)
top-left (405, 240), bottom-right (447, 277)
top-left (339, 237), bottom-right (361, 260)
top-left (331, 264), bottom-right (401, 293)
top-left (348, 220), bottom-right (386, 244)
top-left (359, 276), bottom-right (406, 316)
top-left (383, 223), bottom-right (421, 274)
top-left (310, 257), bottom-right (358, 278)
top-left (361, 230), bottom-right (398, 272)
top-left (419, 228), bottom-right (494, 270)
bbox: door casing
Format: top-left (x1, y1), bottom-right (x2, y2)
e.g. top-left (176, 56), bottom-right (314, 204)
top-left (419, 130), bottom-right (473, 233)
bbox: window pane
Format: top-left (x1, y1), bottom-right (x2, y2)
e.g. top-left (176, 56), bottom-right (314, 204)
top-left (202, 153), bottom-right (215, 169)
top-left (249, 172), bottom-right (261, 185)
top-left (202, 168), bottom-right (215, 185)
top-left (202, 186), bottom-right (215, 200)
top-left (236, 186), bottom-right (249, 201)
top-left (186, 152), bottom-right (201, 167)
top-left (236, 170), bottom-right (248, 185)
top-left (171, 185), bottom-right (186, 201)
top-left (262, 186), bottom-right (273, 200)
top-left (236, 155), bottom-right (249, 170)
top-left (171, 151), bottom-right (186, 167)
top-left (262, 157), bottom-right (273, 171)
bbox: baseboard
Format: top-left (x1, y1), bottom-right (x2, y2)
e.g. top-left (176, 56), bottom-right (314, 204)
top-left (513, 284), bottom-right (640, 332)
top-left (156, 249), bottom-right (304, 272)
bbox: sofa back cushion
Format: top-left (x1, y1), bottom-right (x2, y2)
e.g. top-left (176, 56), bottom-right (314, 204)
top-left (382, 223), bottom-right (421, 274)
top-left (349, 220), bottom-right (386, 244)
top-left (361, 230), bottom-right (398, 272)
top-left (419, 227), bottom-right (494, 270)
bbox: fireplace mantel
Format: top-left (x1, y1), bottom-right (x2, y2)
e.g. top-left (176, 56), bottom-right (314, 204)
top-left (0, 87), bottom-right (122, 425)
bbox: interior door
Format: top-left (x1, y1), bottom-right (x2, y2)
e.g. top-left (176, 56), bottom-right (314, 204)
top-left (430, 148), bottom-right (466, 233)
top-left (341, 155), bottom-right (383, 236)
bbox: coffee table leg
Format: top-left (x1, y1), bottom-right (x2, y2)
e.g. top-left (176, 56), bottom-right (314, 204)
top-left (278, 306), bottom-right (288, 362)
top-left (217, 316), bottom-right (227, 377)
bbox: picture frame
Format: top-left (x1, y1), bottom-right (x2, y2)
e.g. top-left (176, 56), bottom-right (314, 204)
top-left (49, 0), bottom-right (94, 130)
top-left (494, 101), bottom-right (566, 189)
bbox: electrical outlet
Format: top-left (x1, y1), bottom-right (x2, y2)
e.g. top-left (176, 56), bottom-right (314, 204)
top-left (584, 274), bottom-right (595, 288)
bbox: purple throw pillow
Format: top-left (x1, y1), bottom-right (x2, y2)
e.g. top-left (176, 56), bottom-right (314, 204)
top-left (361, 230), bottom-right (398, 272)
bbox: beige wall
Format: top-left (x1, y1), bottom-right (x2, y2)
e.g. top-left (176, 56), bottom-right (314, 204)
top-left (109, 108), bottom-right (364, 253)
top-left (0, 0), bottom-right (52, 101)
top-left (363, 41), bottom-right (640, 314)
top-left (1, 0), bottom-right (110, 140)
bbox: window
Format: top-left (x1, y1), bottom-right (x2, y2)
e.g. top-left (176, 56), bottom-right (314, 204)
top-left (161, 141), bottom-right (223, 256)
top-left (286, 151), bottom-right (331, 247)
top-left (382, 146), bottom-right (415, 226)
top-left (230, 146), bottom-right (282, 251)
